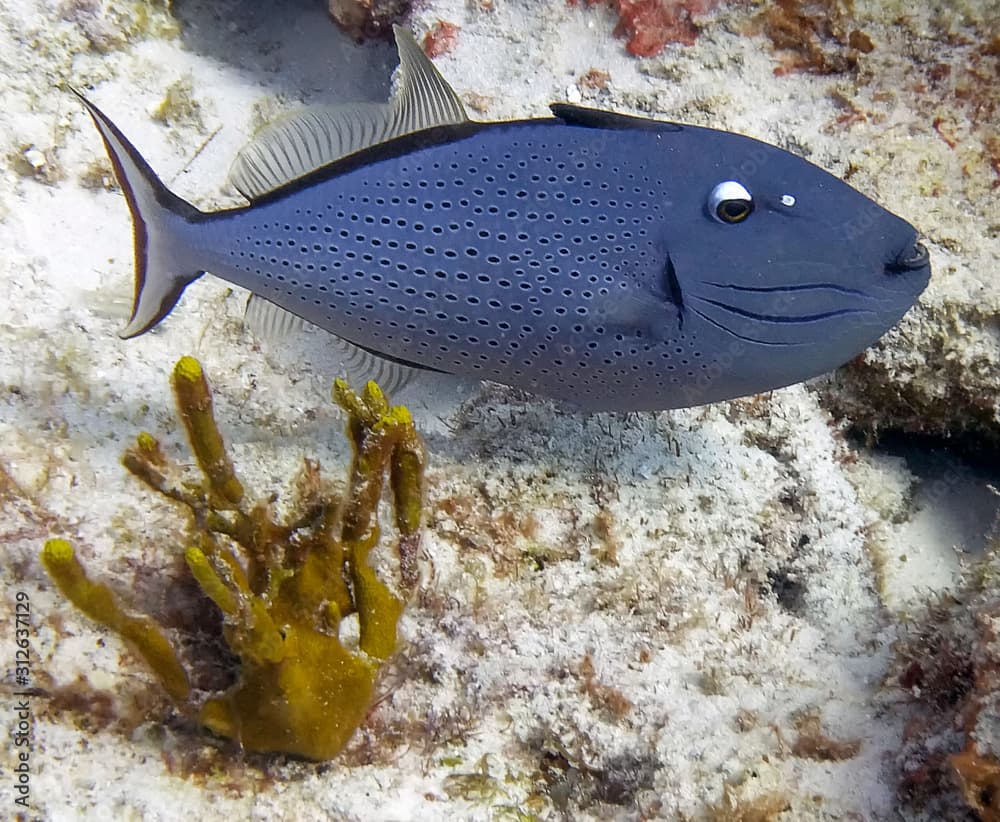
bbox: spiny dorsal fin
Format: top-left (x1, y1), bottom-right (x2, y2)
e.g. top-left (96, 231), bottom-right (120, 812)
top-left (229, 26), bottom-right (468, 201)
top-left (244, 295), bottom-right (428, 397)
top-left (390, 24), bottom-right (468, 134)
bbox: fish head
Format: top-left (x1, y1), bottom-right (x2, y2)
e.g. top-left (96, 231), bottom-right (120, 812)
top-left (661, 124), bottom-right (930, 393)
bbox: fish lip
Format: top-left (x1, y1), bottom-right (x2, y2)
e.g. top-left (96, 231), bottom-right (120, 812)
top-left (886, 238), bottom-right (930, 275)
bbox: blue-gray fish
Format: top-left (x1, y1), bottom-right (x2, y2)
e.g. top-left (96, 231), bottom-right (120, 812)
top-left (76, 27), bottom-right (929, 411)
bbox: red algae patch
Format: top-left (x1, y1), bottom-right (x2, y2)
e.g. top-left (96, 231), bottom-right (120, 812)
top-left (569, 0), bottom-right (723, 57)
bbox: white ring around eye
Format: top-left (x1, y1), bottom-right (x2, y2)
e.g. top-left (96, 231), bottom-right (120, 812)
top-left (781, 194), bottom-right (796, 207)
top-left (708, 180), bottom-right (753, 223)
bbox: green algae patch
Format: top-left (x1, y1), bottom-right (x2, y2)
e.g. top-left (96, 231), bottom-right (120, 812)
top-left (41, 358), bottom-right (425, 761)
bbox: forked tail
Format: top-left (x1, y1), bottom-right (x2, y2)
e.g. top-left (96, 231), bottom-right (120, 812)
top-left (73, 89), bottom-right (206, 338)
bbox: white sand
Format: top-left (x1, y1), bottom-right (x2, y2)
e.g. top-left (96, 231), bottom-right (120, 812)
top-left (1, 1), bottom-right (997, 819)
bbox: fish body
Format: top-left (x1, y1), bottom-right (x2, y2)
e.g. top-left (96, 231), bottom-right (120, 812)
top-left (77, 29), bottom-right (930, 411)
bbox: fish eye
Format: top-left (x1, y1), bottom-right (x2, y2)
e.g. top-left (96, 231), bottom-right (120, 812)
top-left (708, 181), bottom-right (754, 224)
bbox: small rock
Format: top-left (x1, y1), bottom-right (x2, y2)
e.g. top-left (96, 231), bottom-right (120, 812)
top-left (24, 147), bottom-right (46, 170)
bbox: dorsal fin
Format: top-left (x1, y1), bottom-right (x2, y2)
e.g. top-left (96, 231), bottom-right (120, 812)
top-left (550, 103), bottom-right (682, 133)
top-left (229, 26), bottom-right (468, 200)
top-left (390, 24), bottom-right (468, 134)
top-left (228, 103), bottom-right (392, 201)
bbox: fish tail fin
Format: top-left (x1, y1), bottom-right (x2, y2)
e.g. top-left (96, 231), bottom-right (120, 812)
top-left (73, 88), bottom-right (206, 339)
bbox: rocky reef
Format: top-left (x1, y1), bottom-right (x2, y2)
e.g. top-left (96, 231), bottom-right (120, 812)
top-left (2, 0), bottom-right (998, 819)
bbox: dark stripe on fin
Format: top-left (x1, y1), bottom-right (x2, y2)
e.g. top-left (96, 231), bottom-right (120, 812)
top-left (72, 88), bottom-right (205, 338)
top-left (550, 104), bottom-right (683, 133)
top-left (348, 339), bottom-right (452, 375)
top-left (234, 119), bottom-right (490, 209)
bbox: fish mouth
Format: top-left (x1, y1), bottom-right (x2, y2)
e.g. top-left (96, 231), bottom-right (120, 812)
top-left (885, 238), bottom-right (930, 275)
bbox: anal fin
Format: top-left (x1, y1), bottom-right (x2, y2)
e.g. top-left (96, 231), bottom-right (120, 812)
top-left (244, 296), bottom-right (445, 397)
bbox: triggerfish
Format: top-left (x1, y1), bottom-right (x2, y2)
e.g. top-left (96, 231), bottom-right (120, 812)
top-left (75, 27), bottom-right (929, 411)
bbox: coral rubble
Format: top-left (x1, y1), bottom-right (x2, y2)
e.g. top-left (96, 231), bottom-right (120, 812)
top-left (895, 513), bottom-right (1000, 819)
top-left (422, 19), bottom-right (461, 57)
top-left (815, 10), bottom-right (1000, 453)
top-left (41, 357), bottom-right (424, 760)
top-left (753, 0), bottom-right (875, 75)
top-left (327, 0), bottom-right (410, 40)
top-left (571, 0), bottom-right (723, 57)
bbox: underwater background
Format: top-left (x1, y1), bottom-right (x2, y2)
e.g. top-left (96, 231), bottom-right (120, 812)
top-left (1, 0), bottom-right (999, 819)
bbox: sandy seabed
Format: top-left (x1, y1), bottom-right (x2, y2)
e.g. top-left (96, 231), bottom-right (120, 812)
top-left (1, 1), bottom-right (999, 820)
